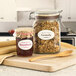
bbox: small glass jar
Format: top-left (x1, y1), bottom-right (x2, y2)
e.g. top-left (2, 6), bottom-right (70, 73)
top-left (33, 10), bottom-right (61, 54)
top-left (15, 27), bottom-right (33, 56)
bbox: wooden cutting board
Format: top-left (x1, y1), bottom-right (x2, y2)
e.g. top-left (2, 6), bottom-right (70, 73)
top-left (2, 48), bottom-right (76, 72)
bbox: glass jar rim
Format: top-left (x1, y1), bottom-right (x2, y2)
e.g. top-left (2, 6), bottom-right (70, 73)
top-left (35, 10), bottom-right (62, 19)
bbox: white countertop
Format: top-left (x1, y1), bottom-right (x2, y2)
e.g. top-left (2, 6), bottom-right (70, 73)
top-left (0, 65), bottom-right (76, 76)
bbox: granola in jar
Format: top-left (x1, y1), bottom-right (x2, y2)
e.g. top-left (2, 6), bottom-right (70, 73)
top-left (33, 10), bottom-right (61, 54)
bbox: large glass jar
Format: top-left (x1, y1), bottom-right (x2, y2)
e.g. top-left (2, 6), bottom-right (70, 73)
top-left (33, 10), bottom-right (61, 54)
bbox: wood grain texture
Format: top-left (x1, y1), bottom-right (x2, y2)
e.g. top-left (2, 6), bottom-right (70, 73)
top-left (2, 48), bottom-right (76, 72)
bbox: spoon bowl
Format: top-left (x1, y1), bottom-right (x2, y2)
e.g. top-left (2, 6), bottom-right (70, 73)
top-left (57, 50), bottom-right (73, 57)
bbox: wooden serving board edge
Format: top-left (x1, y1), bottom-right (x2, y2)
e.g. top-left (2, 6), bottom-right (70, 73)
top-left (3, 58), bottom-right (51, 72)
top-left (2, 56), bottom-right (76, 72)
top-left (50, 58), bottom-right (76, 72)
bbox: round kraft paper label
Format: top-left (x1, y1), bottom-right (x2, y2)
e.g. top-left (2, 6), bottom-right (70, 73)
top-left (18, 40), bottom-right (33, 50)
top-left (38, 30), bottom-right (55, 40)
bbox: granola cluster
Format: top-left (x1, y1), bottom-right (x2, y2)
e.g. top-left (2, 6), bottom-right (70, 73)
top-left (34, 20), bottom-right (60, 54)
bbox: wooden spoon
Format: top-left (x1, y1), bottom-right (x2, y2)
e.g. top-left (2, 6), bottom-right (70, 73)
top-left (29, 50), bottom-right (73, 62)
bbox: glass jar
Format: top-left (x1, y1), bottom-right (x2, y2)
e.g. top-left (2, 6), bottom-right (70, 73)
top-left (15, 27), bottom-right (33, 56)
top-left (33, 10), bottom-right (62, 54)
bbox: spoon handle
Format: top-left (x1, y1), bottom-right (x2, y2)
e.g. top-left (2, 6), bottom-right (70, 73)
top-left (29, 50), bottom-right (73, 62)
top-left (29, 54), bottom-right (57, 62)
